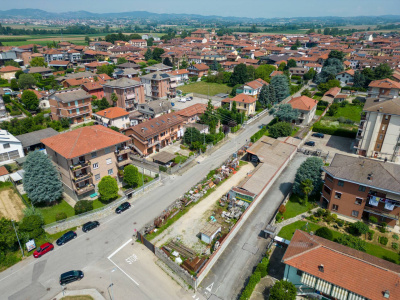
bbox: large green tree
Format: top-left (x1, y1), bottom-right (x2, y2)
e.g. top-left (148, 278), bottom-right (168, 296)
top-left (257, 84), bottom-right (269, 107)
top-left (21, 90), bottom-right (39, 111)
top-left (5, 60), bottom-right (20, 68)
top-left (230, 63), bottom-right (248, 86)
top-left (301, 179), bottom-right (314, 205)
top-left (123, 165), bottom-right (140, 188)
top-left (201, 99), bottom-right (218, 134)
top-left (30, 57), bottom-right (46, 67)
top-left (117, 57), bottom-right (128, 65)
top-left (270, 75), bottom-right (290, 102)
top-left (18, 74), bottom-right (36, 89)
top-left (18, 215), bottom-right (44, 240)
top-left (315, 57), bottom-right (344, 84)
top-left (269, 280), bottom-right (297, 300)
top-left (23, 150), bottom-right (63, 206)
top-left (268, 122), bottom-right (292, 138)
top-left (98, 176), bottom-right (119, 201)
top-left (374, 63), bottom-right (393, 80)
top-left (144, 49), bottom-right (153, 61)
top-left (163, 57), bottom-right (173, 67)
top-left (0, 218), bottom-right (18, 253)
top-left (255, 64), bottom-right (275, 81)
top-left (152, 48), bottom-right (165, 62)
top-left (274, 104), bottom-right (300, 122)
top-left (293, 157), bottom-right (323, 196)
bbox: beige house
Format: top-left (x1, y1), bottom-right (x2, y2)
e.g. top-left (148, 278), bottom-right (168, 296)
top-left (41, 125), bottom-right (132, 199)
top-left (221, 93), bottom-right (257, 116)
top-left (0, 66), bottom-right (20, 80)
top-left (93, 107), bottom-right (131, 129)
top-left (367, 78), bottom-right (400, 99)
top-left (288, 95), bottom-right (318, 125)
top-left (103, 78), bottom-right (146, 111)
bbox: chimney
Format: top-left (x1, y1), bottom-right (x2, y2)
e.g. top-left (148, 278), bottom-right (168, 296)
top-left (318, 264), bottom-right (324, 272)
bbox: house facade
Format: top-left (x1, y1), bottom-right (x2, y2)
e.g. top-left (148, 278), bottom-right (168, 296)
top-left (137, 100), bottom-right (172, 119)
top-left (335, 69), bottom-right (355, 86)
top-left (367, 78), bottom-right (400, 99)
top-left (221, 93), bottom-right (257, 116)
top-left (236, 78), bottom-right (268, 97)
top-left (167, 69), bottom-right (189, 86)
top-left (128, 39), bottom-right (147, 48)
top-left (140, 71), bottom-right (177, 100)
top-left (0, 66), bottom-right (20, 80)
top-left (288, 95), bottom-right (318, 125)
top-left (41, 125), bottom-right (132, 199)
top-left (103, 78), bottom-right (145, 111)
top-left (0, 130), bottom-right (24, 165)
top-left (321, 153), bottom-right (400, 227)
top-left (93, 107), bottom-right (131, 129)
top-left (187, 64), bottom-right (209, 78)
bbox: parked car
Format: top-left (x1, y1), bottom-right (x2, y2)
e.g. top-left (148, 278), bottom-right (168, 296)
top-left (259, 124), bottom-right (268, 129)
top-left (179, 98), bottom-right (186, 103)
top-left (33, 242), bottom-right (54, 258)
top-left (93, 121), bottom-right (99, 125)
top-left (56, 231), bottom-right (77, 246)
top-left (312, 133), bottom-right (325, 138)
top-left (171, 102), bottom-right (175, 106)
top-left (187, 96), bottom-right (193, 101)
top-left (305, 141), bottom-right (315, 147)
top-left (82, 221), bottom-right (100, 233)
top-left (115, 202), bottom-right (131, 214)
top-left (59, 270), bottom-right (84, 286)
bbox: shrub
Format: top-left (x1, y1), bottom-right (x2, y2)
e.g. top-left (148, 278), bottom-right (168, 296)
top-left (336, 234), bottom-right (366, 252)
top-left (278, 205), bottom-right (286, 214)
top-left (250, 126), bottom-right (267, 143)
top-left (55, 212), bottom-right (67, 221)
top-left (312, 121), bottom-right (357, 138)
top-left (315, 227), bottom-right (333, 240)
top-left (349, 221), bottom-right (369, 236)
top-left (74, 200), bottom-right (94, 215)
top-left (268, 122), bottom-right (292, 139)
top-left (189, 151), bottom-right (194, 156)
top-left (379, 236), bottom-right (388, 246)
top-left (159, 165), bottom-right (167, 172)
top-left (336, 219), bottom-right (345, 227)
top-left (392, 242), bottom-right (399, 250)
top-left (275, 213), bottom-right (283, 222)
top-left (393, 234), bottom-right (399, 240)
top-left (367, 230), bottom-right (374, 241)
top-left (255, 257), bottom-right (269, 278)
top-left (269, 280), bottom-right (297, 300)
top-left (240, 272), bottom-right (261, 300)
top-left (379, 222), bottom-right (387, 233)
top-left (315, 208), bottom-right (325, 217)
top-left (369, 216), bottom-right (378, 224)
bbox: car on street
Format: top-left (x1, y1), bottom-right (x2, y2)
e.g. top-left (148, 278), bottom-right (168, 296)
top-left (312, 133), bottom-right (325, 138)
top-left (59, 270), bottom-right (84, 286)
top-left (56, 230), bottom-right (77, 246)
top-left (82, 221), bottom-right (100, 233)
top-left (187, 96), bottom-right (193, 101)
top-left (305, 141), bottom-right (315, 146)
top-left (115, 202), bottom-right (131, 214)
top-left (33, 242), bottom-right (54, 258)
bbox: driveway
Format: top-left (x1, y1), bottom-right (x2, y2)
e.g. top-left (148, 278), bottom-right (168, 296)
top-left (171, 97), bottom-right (222, 111)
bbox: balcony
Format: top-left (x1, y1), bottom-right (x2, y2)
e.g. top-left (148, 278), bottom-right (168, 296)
top-left (75, 183), bottom-right (95, 195)
top-left (73, 172), bottom-right (92, 183)
top-left (70, 161), bottom-right (90, 172)
top-left (148, 140), bottom-right (160, 147)
top-left (364, 206), bottom-right (399, 220)
top-left (125, 93), bottom-right (135, 100)
top-left (115, 147), bottom-right (131, 156)
top-left (117, 158), bottom-right (132, 168)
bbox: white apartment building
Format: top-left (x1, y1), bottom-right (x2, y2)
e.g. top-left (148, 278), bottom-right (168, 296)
top-left (0, 130), bottom-right (24, 165)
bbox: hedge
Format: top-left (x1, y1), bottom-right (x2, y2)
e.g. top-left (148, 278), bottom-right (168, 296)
top-left (74, 200), bottom-right (94, 215)
top-left (312, 121), bottom-right (357, 138)
top-left (240, 256), bottom-right (269, 300)
top-left (250, 127), bottom-right (267, 143)
top-left (11, 99), bottom-right (32, 117)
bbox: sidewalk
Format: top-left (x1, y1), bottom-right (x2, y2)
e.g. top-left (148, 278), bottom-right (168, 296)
top-left (274, 207), bottom-right (319, 233)
top-left (52, 288), bottom-right (105, 300)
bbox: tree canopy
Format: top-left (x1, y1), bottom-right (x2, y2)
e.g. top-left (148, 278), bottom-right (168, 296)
top-left (117, 57), bottom-right (128, 65)
top-left (21, 90), bottom-right (39, 111)
top-left (98, 176), bottom-right (119, 201)
top-left (230, 63), bottom-right (248, 86)
top-left (270, 75), bottom-right (290, 102)
top-left (293, 157), bottom-right (323, 196)
top-left (30, 57), bottom-right (46, 67)
top-left (18, 74), bottom-right (36, 90)
top-left (268, 122), bottom-right (292, 138)
top-left (123, 165), bottom-right (140, 188)
top-left (269, 280), bottom-right (297, 300)
top-left (273, 104), bottom-right (300, 122)
top-left (152, 48), bottom-right (165, 62)
top-left (254, 64), bottom-right (275, 82)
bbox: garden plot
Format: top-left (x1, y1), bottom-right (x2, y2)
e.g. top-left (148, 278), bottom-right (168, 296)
top-left (0, 187), bottom-right (26, 221)
top-left (153, 163), bottom-right (254, 254)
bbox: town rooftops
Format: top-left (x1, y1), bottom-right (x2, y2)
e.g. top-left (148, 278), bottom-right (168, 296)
top-left (140, 71), bottom-right (171, 81)
top-left (51, 88), bottom-right (91, 103)
top-left (175, 103), bottom-right (207, 117)
top-left (222, 93), bottom-right (257, 104)
top-left (94, 107), bottom-right (129, 120)
top-left (41, 125), bottom-right (130, 159)
top-left (283, 230), bottom-right (400, 300)
top-left (245, 78), bottom-right (268, 90)
top-left (323, 153), bottom-right (400, 194)
top-left (363, 97), bottom-right (400, 115)
top-left (288, 95), bottom-right (317, 111)
top-left (16, 128), bottom-right (59, 148)
top-left (369, 78), bottom-right (400, 89)
top-left (0, 65), bottom-right (20, 73)
top-left (103, 77), bottom-right (142, 89)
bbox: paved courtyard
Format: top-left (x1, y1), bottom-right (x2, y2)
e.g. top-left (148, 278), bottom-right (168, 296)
top-left (171, 97), bottom-right (222, 111)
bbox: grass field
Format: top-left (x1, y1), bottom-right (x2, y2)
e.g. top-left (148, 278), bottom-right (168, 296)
top-left (334, 104), bottom-right (363, 122)
top-left (179, 82), bottom-right (232, 96)
top-left (282, 194), bottom-right (314, 220)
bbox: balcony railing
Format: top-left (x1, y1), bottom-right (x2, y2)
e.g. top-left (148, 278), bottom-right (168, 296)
top-left (148, 140), bottom-right (160, 147)
top-left (67, 110), bottom-right (91, 117)
top-left (70, 161), bottom-right (90, 171)
top-left (73, 173), bottom-right (92, 183)
top-left (117, 158), bottom-right (132, 168)
top-left (115, 147), bottom-right (131, 156)
top-left (364, 206), bottom-right (399, 220)
top-left (75, 183), bottom-right (95, 195)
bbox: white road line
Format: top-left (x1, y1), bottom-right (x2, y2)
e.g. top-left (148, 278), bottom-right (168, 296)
top-left (108, 257), bottom-right (139, 286)
top-left (107, 238), bottom-right (132, 259)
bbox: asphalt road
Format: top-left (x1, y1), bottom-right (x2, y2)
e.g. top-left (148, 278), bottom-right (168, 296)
top-left (198, 154), bottom-right (307, 300)
top-left (0, 114), bottom-right (273, 300)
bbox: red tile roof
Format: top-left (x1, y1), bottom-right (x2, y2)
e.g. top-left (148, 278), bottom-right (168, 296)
top-left (245, 78), bottom-right (268, 90)
top-left (81, 81), bottom-right (103, 91)
top-left (369, 78), bottom-right (400, 89)
top-left (324, 87), bottom-right (341, 97)
top-left (41, 125), bottom-right (130, 159)
top-left (0, 66), bottom-right (20, 73)
top-left (95, 107), bottom-right (129, 119)
top-left (0, 166), bottom-right (9, 176)
top-left (48, 60), bottom-right (71, 66)
top-left (175, 103), bottom-right (207, 117)
top-left (288, 95), bottom-right (317, 111)
top-left (283, 230), bottom-right (400, 300)
top-left (222, 93), bottom-right (257, 104)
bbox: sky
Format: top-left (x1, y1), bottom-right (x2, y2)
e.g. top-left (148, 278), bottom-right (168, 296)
top-left (3, 0), bottom-right (400, 18)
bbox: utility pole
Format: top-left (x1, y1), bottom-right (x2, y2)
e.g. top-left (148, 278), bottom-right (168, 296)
top-left (11, 219), bottom-right (24, 257)
top-left (142, 167), bottom-right (145, 193)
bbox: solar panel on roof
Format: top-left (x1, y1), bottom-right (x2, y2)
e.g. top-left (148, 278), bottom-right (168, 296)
top-left (156, 122), bottom-right (160, 125)
top-left (160, 74), bottom-right (169, 78)
top-left (151, 125), bottom-right (154, 128)
top-left (161, 120), bottom-right (165, 123)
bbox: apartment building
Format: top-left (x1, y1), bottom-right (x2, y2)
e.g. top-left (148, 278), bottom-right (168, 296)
top-left (123, 113), bottom-right (184, 156)
top-left (41, 125), bottom-right (132, 199)
top-left (321, 153), bottom-right (400, 227)
top-left (43, 49), bottom-right (64, 63)
top-left (49, 88), bottom-right (92, 124)
top-left (0, 130), bottom-right (24, 165)
top-left (103, 77), bottom-right (145, 112)
top-left (367, 78), bottom-right (400, 98)
top-left (140, 71), bottom-right (177, 100)
top-left (93, 107), bottom-right (130, 129)
top-left (221, 93), bottom-right (256, 116)
top-left (236, 78), bottom-right (268, 97)
top-left (355, 97), bottom-right (400, 162)
top-left (128, 39), bottom-right (147, 48)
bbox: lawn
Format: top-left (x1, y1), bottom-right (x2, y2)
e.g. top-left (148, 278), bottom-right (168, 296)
top-left (179, 82), bottom-right (232, 96)
top-left (316, 109), bottom-right (324, 116)
top-left (334, 104), bottom-right (363, 122)
top-left (174, 154), bottom-right (188, 164)
top-left (282, 194), bottom-right (314, 220)
top-left (290, 126), bottom-right (300, 137)
top-left (92, 199), bottom-right (105, 210)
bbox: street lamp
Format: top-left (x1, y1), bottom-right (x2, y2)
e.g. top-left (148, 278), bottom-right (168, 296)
top-left (11, 219), bottom-right (24, 257)
top-left (108, 268), bottom-right (116, 300)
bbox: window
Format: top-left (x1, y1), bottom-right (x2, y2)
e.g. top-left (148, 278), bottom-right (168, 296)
top-left (296, 269), bottom-right (303, 276)
top-left (91, 151), bottom-right (97, 158)
top-left (92, 163), bottom-right (99, 169)
top-left (95, 174), bottom-right (100, 181)
top-left (335, 192), bottom-right (342, 199)
top-left (104, 147), bottom-right (111, 154)
top-left (326, 174), bottom-right (333, 182)
top-left (376, 143), bottom-right (381, 149)
top-left (355, 198), bottom-right (363, 205)
top-left (358, 185), bottom-right (366, 192)
top-left (106, 158), bottom-right (112, 165)
top-left (352, 210), bottom-right (359, 218)
top-left (385, 115), bottom-right (389, 120)
top-left (332, 204), bottom-right (339, 211)
top-left (323, 185), bottom-right (331, 195)
top-left (379, 134), bottom-right (383, 140)
top-left (338, 180), bottom-right (344, 187)
top-left (108, 169), bottom-right (114, 175)
top-left (3, 143), bottom-right (10, 149)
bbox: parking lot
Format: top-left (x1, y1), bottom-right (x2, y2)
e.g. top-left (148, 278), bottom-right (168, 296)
top-left (171, 96), bottom-right (222, 111)
top-left (303, 133), bottom-right (356, 163)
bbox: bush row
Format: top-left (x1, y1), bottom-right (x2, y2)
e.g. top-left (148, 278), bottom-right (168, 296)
top-left (11, 99), bottom-right (32, 117)
top-left (312, 121), bottom-right (357, 138)
top-left (240, 256), bottom-right (269, 300)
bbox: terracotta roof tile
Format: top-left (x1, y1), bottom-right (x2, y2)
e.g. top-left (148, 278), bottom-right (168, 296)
top-left (0, 66), bottom-right (20, 73)
top-left (222, 93), bottom-right (257, 104)
top-left (288, 95), bottom-right (317, 111)
top-left (175, 103), bottom-right (207, 117)
top-left (0, 166), bottom-right (9, 176)
top-left (94, 107), bottom-right (129, 119)
top-left (369, 78), bottom-right (400, 89)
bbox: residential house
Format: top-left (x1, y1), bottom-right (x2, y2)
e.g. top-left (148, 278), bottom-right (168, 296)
top-left (112, 68), bottom-right (139, 79)
top-left (289, 67), bottom-right (307, 77)
top-left (93, 107), bottom-right (130, 129)
top-left (188, 55), bottom-right (202, 65)
top-left (175, 103), bottom-right (207, 123)
top-left (123, 113), bottom-right (184, 156)
top-left (81, 81), bottom-right (104, 99)
top-left (116, 62), bottom-right (141, 70)
top-left (191, 29), bottom-right (210, 39)
top-left (144, 63), bottom-right (173, 74)
top-left (41, 125), bottom-right (132, 199)
top-left (283, 230), bottom-right (400, 300)
top-left (304, 63), bottom-right (322, 73)
top-left (355, 97), bottom-right (400, 162)
top-left (49, 88), bottom-right (92, 124)
top-left (185, 123), bottom-right (209, 134)
top-left (322, 87), bottom-right (341, 103)
top-left (336, 69), bottom-right (355, 86)
top-left (221, 93), bottom-right (257, 116)
top-left (84, 61), bottom-right (109, 72)
top-left (140, 71), bottom-right (177, 100)
top-left (288, 95), bottom-right (318, 125)
top-left (0, 130), bottom-right (24, 165)
top-left (43, 49), bottom-right (64, 63)
top-left (368, 78), bottom-right (400, 99)
top-left (25, 67), bottom-right (53, 78)
top-left (48, 60), bottom-right (73, 70)
top-left (0, 66), bottom-right (20, 80)
top-left (167, 69), bottom-right (189, 86)
top-left (16, 128), bottom-right (59, 155)
top-left (187, 64), bottom-right (209, 78)
top-left (128, 39), bottom-right (147, 48)
top-left (321, 153), bottom-right (400, 227)
top-left (236, 78), bottom-right (268, 98)
top-left (103, 77), bottom-right (145, 111)
top-left (137, 100), bottom-right (172, 119)
top-left (67, 49), bottom-right (81, 63)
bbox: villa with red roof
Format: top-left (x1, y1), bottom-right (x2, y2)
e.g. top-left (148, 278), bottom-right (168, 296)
top-left (288, 95), bottom-right (318, 125)
top-left (238, 78), bottom-right (268, 98)
top-left (93, 107), bottom-right (130, 129)
top-left (0, 65), bottom-right (20, 80)
top-left (367, 78), bottom-right (400, 98)
top-left (41, 125), bottom-right (132, 199)
top-left (222, 93), bottom-right (257, 116)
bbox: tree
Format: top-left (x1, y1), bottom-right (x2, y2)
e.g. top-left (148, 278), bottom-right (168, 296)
top-left (117, 57), bottom-right (128, 65)
top-left (277, 62), bottom-right (286, 71)
top-left (210, 59), bottom-right (220, 71)
top-left (315, 227), bottom-right (333, 240)
top-left (374, 63), bottom-right (393, 80)
top-left (32, 44), bottom-right (38, 53)
top-left (10, 79), bottom-right (19, 91)
top-left (15, 70), bottom-right (24, 79)
top-left (349, 221), bottom-right (369, 236)
top-left (201, 99), bottom-right (218, 134)
top-left (267, 84), bottom-right (277, 104)
top-left (183, 127), bottom-right (202, 146)
top-left (85, 36), bottom-right (91, 45)
top-left (0, 218), bottom-right (18, 252)
top-left (96, 65), bottom-right (115, 77)
top-left (163, 57), bottom-right (173, 67)
top-left (94, 97), bottom-right (111, 110)
top-left (255, 64), bottom-right (275, 81)
top-left (18, 74), bottom-right (36, 89)
top-left (287, 59), bottom-right (297, 68)
top-left (274, 104), bottom-right (300, 122)
top-left (98, 176), bottom-right (119, 202)
top-left (180, 60), bottom-right (188, 69)
top-left (147, 37), bottom-right (154, 46)
top-left (303, 68), bottom-right (316, 81)
top-left (269, 122), bottom-right (292, 138)
top-left (257, 84), bottom-right (269, 107)
top-left (144, 48), bottom-right (153, 61)
top-left (21, 90), bottom-right (39, 111)
top-left (74, 200), bottom-right (94, 215)
top-left (353, 71), bottom-right (367, 88)
top-left (315, 57), bottom-right (344, 84)
top-left (270, 75), bottom-right (290, 102)
top-left (30, 57), bottom-right (46, 67)
top-left (60, 117), bottom-right (70, 128)
top-left (123, 165), bottom-right (140, 188)
top-left (293, 157), bottom-right (323, 196)
top-left (5, 60), bottom-right (20, 68)
top-left (152, 48), bottom-right (165, 62)
top-left (300, 179), bottom-right (314, 205)
top-left (23, 151), bottom-right (63, 206)
top-left (269, 280), bottom-right (297, 300)
top-left (328, 50), bottom-right (345, 61)
top-left (317, 79), bottom-right (341, 94)
top-left (246, 65), bottom-right (255, 81)
top-left (230, 63), bottom-right (248, 86)
top-left (111, 93), bottom-right (118, 105)
top-left (109, 126), bottom-right (120, 132)
top-left (18, 215), bottom-right (44, 240)
top-left (301, 89), bottom-right (312, 97)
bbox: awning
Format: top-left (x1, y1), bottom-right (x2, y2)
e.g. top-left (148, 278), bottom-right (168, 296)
top-left (10, 172), bottom-right (23, 181)
top-left (301, 272), bottom-right (317, 288)
top-left (170, 82), bottom-right (177, 88)
top-left (330, 285), bottom-right (348, 300)
top-left (315, 278), bottom-right (332, 295)
top-left (347, 292), bottom-right (366, 300)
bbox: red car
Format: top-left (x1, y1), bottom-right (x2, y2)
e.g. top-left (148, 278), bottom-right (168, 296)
top-left (33, 242), bottom-right (54, 258)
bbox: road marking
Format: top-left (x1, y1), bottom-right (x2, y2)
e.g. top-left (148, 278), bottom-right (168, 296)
top-left (108, 257), bottom-right (140, 286)
top-left (206, 282), bottom-right (214, 293)
top-left (107, 239), bottom-right (132, 259)
top-left (125, 254), bottom-right (138, 264)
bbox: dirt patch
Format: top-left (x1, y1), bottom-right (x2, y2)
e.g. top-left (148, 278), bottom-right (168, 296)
top-left (153, 163), bottom-right (254, 254)
top-left (0, 188), bottom-right (26, 221)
